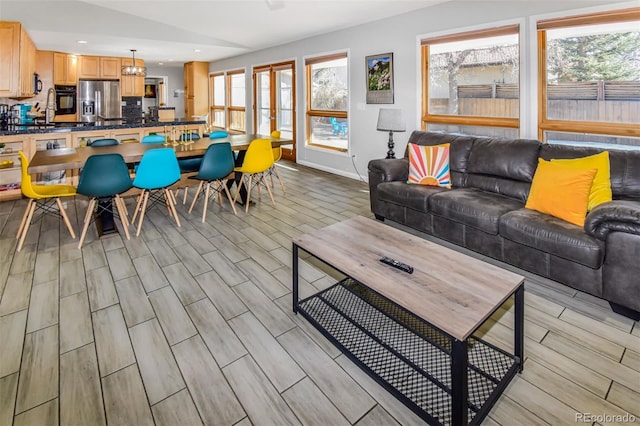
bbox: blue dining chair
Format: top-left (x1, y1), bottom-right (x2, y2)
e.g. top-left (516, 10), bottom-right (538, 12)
top-left (87, 138), bottom-right (119, 147)
top-left (141, 134), bottom-right (166, 144)
top-left (76, 153), bottom-right (133, 248)
top-left (209, 130), bottom-right (228, 139)
top-left (131, 148), bottom-right (181, 236)
top-left (188, 142), bottom-right (237, 222)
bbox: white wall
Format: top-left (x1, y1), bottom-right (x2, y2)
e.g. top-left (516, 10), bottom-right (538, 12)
top-left (146, 65), bottom-right (185, 117)
top-left (209, 0), bottom-right (630, 180)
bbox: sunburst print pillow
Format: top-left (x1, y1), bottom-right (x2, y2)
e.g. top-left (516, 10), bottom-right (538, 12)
top-left (407, 143), bottom-right (451, 188)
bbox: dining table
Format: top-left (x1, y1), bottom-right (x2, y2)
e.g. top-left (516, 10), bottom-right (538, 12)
top-left (28, 133), bottom-right (292, 236)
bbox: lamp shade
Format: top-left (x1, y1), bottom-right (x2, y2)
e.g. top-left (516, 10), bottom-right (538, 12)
top-left (377, 108), bottom-right (406, 132)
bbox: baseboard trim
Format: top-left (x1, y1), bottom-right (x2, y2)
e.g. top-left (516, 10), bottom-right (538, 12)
top-left (297, 160), bottom-right (367, 183)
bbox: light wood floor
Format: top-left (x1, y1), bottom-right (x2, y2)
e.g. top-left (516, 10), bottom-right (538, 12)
top-left (0, 161), bottom-right (638, 426)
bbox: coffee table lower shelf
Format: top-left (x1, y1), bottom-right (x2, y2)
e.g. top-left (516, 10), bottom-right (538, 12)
top-left (297, 278), bottom-right (520, 426)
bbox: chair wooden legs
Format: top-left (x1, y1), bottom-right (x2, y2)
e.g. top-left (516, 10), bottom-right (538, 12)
top-left (78, 198), bottom-right (97, 249)
top-left (17, 198), bottom-right (77, 252)
top-left (135, 191), bottom-right (150, 237)
top-left (188, 181), bottom-right (205, 214)
top-left (221, 181), bottom-right (237, 216)
top-left (273, 165), bottom-right (286, 193)
top-left (17, 200), bottom-right (37, 252)
top-left (16, 199), bottom-right (34, 240)
top-left (232, 173), bottom-right (275, 214)
top-left (114, 195), bottom-right (131, 241)
top-left (57, 198), bottom-right (76, 239)
top-left (189, 180), bottom-right (236, 223)
top-left (165, 188), bottom-right (181, 228)
top-left (133, 188), bottom-right (181, 236)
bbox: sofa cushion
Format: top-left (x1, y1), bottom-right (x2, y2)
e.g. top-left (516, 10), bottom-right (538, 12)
top-left (378, 181), bottom-right (448, 212)
top-left (407, 143), bottom-right (451, 187)
top-left (500, 209), bottom-right (604, 269)
top-left (465, 137), bottom-right (541, 201)
top-left (429, 188), bottom-right (524, 234)
top-left (467, 137), bottom-right (541, 182)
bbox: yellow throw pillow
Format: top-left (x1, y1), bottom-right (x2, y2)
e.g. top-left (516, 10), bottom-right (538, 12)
top-left (551, 151), bottom-right (612, 211)
top-left (525, 159), bottom-right (597, 227)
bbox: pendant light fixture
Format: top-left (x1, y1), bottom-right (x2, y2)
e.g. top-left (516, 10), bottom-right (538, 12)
top-left (122, 49), bottom-right (146, 77)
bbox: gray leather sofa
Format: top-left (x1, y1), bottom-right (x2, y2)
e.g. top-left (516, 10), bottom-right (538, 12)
top-left (368, 131), bottom-right (640, 318)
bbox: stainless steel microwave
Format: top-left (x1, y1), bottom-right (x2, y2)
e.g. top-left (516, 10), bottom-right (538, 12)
top-left (55, 85), bottom-right (77, 115)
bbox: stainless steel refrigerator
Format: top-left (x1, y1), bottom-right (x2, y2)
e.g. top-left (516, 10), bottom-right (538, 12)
top-left (78, 80), bottom-right (121, 122)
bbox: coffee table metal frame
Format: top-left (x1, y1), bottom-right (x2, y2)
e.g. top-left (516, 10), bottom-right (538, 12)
top-left (292, 243), bottom-right (524, 426)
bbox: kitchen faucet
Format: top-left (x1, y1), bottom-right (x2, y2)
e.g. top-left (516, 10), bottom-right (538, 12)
top-left (45, 87), bottom-right (56, 124)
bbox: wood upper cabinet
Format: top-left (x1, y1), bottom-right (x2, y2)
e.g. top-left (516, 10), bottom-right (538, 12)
top-left (78, 55), bottom-right (100, 79)
top-left (121, 57), bottom-right (144, 97)
top-left (100, 57), bottom-right (120, 79)
top-left (184, 61), bottom-right (208, 119)
top-left (53, 52), bottom-right (77, 85)
top-left (78, 55), bottom-right (120, 79)
top-left (0, 21), bottom-right (37, 98)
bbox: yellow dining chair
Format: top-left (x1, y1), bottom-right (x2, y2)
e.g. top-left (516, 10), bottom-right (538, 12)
top-left (16, 150), bottom-right (77, 251)
top-left (266, 130), bottom-right (286, 193)
top-left (232, 138), bottom-right (275, 213)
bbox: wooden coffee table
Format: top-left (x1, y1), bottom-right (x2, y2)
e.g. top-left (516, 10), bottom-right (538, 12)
top-left (292, 216), bottom-right (524, 426)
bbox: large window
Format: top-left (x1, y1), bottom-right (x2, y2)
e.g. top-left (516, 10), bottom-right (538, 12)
top-left (210, 72), bottom-right (225, 128)
top-left (227, 69), bottom-right (246, 133)
top-left (421, 25), bottom-right (520, 138)
top-left (538, 8), bottom-right (640, 148)
top-left (305, 52), bottom-right (348, 152)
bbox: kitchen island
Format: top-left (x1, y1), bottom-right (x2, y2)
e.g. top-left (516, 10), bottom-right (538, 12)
top-left (0, 118), bottom-right (206, 200)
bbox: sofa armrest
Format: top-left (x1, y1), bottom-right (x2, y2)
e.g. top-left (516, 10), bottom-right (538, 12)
top-left (368, 158), bottom-right (409, 183)
top-left (368, 158), bottom-right (409, 218)
top-left (584, 200), bottom-right (640, 241)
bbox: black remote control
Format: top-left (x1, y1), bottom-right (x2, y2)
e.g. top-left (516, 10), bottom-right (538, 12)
top-left (379, 256), bottom-right (414, 274)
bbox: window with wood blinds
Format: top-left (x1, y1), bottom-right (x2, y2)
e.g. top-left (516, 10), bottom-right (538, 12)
top-left (227, 69), bottom-right (246, 133)
top-left (538, 8), bottom-right (640, 149)
top-left (421, 25), bottom-right (520, 139)
top-left (305, 52), bottom-right (349, 152)
top-left (210, 72), bottom-right (225, 129)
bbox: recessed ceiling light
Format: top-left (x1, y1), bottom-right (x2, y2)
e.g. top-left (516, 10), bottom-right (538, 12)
top-left (158, 62), bottom-right (164, 66)
top-left (77, 40), bottom-right (88, 44)
top-left (194, 49), bottom-right (201, 53)
top-left (168, 59), bottom-right (174, 62)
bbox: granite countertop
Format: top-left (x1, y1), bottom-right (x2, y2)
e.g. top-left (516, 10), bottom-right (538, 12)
top-left (0, 118), bottom-right (206, 136)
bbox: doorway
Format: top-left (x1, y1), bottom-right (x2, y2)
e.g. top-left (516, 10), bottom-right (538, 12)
top-left (253, 61), bottom-right (296, 161)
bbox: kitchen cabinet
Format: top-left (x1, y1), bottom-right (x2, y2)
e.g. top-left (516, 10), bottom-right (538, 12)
top-left (0, 135), bottom-right (29, 200)
top-left (78, 56), bottom-right (100, 79)
top-left (184, 61), bottom-right (208, 120)
top-left (0, 21), bottom-right (37, 98)
top-left (53, 52), bottom-right (78, 85)
top-left (121, 57), bottom-right (144, 97)
top-left (100, 57), bottom-right (121, 79)
top-left (78, 55), bottom-right (121, 80)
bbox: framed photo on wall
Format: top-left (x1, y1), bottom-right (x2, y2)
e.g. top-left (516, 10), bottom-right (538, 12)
top-left (366, 53), bottom-right (394, 104)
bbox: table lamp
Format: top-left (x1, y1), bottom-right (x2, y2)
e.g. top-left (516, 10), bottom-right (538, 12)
top-left (377, 108), bottom-right (406, 159)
